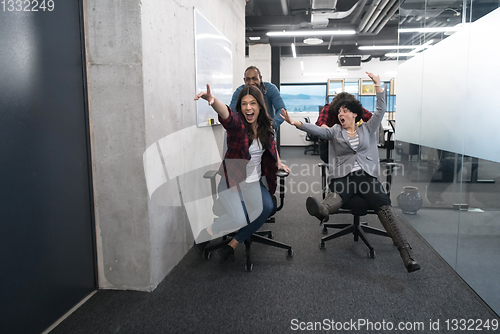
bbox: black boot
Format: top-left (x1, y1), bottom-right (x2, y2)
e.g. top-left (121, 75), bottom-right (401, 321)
top-left (215, 244), bottom-right (235, 264)
top-left (306, 192), bottom-right (343, 221)
top-left (194, 228), bottom-right (211, 253)
top-left (376, 205), bottom-right (421, 273)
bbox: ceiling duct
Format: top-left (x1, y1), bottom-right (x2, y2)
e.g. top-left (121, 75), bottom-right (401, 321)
top-left (310, 0), bottom-right (360, 28)
top-left (367, 0), bottom-right (397, 33)
top-left (361, 0), bottom-right (390, 33)
top-left (357, 0), bottom-right (382, 32)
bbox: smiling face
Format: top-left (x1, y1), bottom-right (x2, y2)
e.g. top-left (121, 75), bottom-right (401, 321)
top-left (240, 94), bottom-right (261, 125)
top-left (244, 68), bottom-right (262, 87)
top-left (337, 106), bottom-right (357, 129)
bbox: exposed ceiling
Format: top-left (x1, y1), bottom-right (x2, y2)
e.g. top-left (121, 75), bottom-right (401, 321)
top-left (245, 0), bottom-right (498, 60)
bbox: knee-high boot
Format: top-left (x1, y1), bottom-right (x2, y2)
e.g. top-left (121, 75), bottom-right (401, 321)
top-left (306, 192), bottom-right (343, 221)
top-left (376, 205), bottom-right (421, 273)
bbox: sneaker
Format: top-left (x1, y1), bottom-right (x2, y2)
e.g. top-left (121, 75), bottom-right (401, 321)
top-left (215, 244), bottom-right (235, 264)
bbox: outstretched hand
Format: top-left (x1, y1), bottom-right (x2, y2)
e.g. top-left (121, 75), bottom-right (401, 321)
top-left (194, 84), bottom-right (215, 105)
top-left (280, 108), bottom-right (297, 127)
top-left (366, 72), bottom-right (381, 86)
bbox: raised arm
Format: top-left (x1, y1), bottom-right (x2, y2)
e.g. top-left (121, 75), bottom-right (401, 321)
top-left (194, 84), bottom-right (230, 120)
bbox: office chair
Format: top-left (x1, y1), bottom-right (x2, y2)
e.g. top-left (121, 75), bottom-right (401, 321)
top-left (378, 120), bottom-right (395, 163)
top-left (303, 117), bottom-right (319, 155)
top-left (201, 169), bottom-right (293, 271)
top-left (317, 163), bottom-right (394, 258)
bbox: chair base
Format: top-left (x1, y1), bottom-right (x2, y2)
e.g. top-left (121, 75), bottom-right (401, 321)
top-left (320, 215), bottom-right (389, 258)
top-left (203, 230), bottom-right (293, 272)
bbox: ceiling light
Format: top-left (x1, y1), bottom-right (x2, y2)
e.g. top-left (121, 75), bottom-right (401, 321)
top-left (291, 43), bottom-right (297, 58)
top-left (398, 27), bottom-right (460, 33)
top-left (248, 36), bottom-right (261, 41)
top-left (267, 30), bottom-right (356, 37)
top-left (358, 45), bottom-right (417, 50)
top-left (303, 37), bottom-right (323, 45)
top-left (385, 53), bottom-right (417, 57)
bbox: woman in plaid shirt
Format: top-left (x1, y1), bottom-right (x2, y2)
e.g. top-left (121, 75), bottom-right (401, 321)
top-left (194, 84), bottom-right (279, 263)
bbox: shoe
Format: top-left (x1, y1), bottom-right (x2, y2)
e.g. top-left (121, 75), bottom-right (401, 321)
top-left (306, 192), bottom-right (342, 221)
top-left (377, 205), bottom-right (421, 273)
top-left (215, 244), bottom-right (235, 264)
top-left (193, 241), bottom-right (209, 254)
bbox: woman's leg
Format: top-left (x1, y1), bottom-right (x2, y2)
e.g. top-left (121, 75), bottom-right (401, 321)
top-left (355, 174), bottom-right (420, 273)
top-left (233, 181), bottom-right (274, 243)
top-left (305, 174), bottom-right (356, 221)
top-left (215, 181), bottom-right (273, 263)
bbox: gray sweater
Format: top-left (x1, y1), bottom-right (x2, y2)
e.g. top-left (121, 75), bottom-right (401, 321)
top-left (300, 92), bottom-right (386, 182)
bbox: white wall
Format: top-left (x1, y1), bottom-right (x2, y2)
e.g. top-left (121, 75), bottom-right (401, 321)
top-left (281, 55), bottom-right (402, 83)
top-left (245, 44), bottom-right (272, 81)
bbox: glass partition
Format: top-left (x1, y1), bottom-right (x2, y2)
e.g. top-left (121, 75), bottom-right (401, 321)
top-left (393, 0), bottom-right (500, 314)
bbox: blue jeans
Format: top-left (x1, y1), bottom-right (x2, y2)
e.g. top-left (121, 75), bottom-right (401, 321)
top-left (211, 180), bottom-right (274, 243)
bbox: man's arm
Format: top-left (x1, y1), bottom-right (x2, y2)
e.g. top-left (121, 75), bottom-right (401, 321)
top-left (266, 83), bottom-right (286, 128)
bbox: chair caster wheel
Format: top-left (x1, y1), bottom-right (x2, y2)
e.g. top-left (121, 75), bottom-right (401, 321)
top-left (203, 252), bottom-right (211, 260)
top-left (268, 234), bottom-right (274, 239)
top-left (245, 263), bottom-right (253, 272)
top-left (368, 250), bottom-right (375, 259)
top-left (287, 249), bottom-right (294, 257)
top-left (320, 242), bottom-right (326, 250)
top-left (322, 227), bottom-right (328, 234)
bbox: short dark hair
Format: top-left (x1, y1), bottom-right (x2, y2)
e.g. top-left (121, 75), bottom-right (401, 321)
top-left (340, 99), bottom-right (363, 123)
top-left (329, 92), bottom-right (356, 115)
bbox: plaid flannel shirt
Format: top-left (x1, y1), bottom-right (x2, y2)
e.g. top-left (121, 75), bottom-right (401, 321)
top-left (218, 106), bottom-right (278, 195)
top-left (316, 104), bottom-right (372, 127)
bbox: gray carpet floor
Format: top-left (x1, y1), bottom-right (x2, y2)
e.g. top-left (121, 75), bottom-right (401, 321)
top-left (51, 147), bottom-right (499, 334)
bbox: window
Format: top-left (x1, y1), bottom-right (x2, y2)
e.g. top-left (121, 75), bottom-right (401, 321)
top-left (280, 83), bottom-right (327, 112)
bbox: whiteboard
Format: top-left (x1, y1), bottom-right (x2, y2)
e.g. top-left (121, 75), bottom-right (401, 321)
top-left (194, 8), bottom-right (233, 127)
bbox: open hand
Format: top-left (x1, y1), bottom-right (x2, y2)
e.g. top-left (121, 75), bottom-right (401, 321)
top-left (278, 161), bottom-right (291, 173)
top-left (194, 84), bottom-right (215, 105)
top-left (280, 108), bottom-right (297, 126)
top-left (366, 72), bottom-right (381, 86)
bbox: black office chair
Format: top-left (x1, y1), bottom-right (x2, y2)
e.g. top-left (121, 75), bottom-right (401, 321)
top-left (317, 163), bottom-right (394, 258)
top-left (201, 170), bottom-right (293, 271)
top-left (378, 120), bottom-right (395, 163)
top-left (303, 117), bottom-right (319, 155)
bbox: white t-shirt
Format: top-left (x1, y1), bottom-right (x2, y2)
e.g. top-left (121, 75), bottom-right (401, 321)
top-left (246, 139), bottom-right (265, 183)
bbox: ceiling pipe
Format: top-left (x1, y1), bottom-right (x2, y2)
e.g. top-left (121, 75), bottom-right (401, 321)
top-left (367, 0), bottom-right (398, 33)
top-left (280, 0), bottom-right (289, 16)
top-left (350, 0), bottom-right (369, 24)
top-left (357, 0), bottom-right (382, 32)
top-left (362, 0), bottom-right (391, 33)
top-left (372, 1), bottom-right (400, 35)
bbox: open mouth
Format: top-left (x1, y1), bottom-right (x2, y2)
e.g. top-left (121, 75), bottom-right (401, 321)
top-left (339, 116), bottom-right (345, 124)
top-left (246, 112), bottom-right (255, 122)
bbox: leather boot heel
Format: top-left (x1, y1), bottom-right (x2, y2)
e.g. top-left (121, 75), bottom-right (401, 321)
top-left (398, 244), bottom-right (421, 273)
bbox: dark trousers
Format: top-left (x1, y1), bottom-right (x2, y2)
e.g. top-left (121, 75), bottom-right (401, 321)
top-left (329, 170), bottom-right (391, 210)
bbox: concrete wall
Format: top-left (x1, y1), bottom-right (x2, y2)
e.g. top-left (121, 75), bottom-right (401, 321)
top-left (85, 0), bottom-right (245, 291)
top-left (245, 44), bottom-right (272, 82)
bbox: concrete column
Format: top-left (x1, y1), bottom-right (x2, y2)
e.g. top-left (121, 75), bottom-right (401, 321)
top-left (85, 0), bottom-right (245, 291)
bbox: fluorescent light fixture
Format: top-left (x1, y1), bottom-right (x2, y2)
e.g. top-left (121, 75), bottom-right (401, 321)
top-left (248, 36), bottom-right (261, 41)
top-left (291, 43), bottom-right (297, 58)
top-left (303, 37), bottom-right (323, 45)
top-left (267, 30), bottom-right (356, 37)
top-left (398, 27), bottom-right (460, 33)
top-left (385, 53), bottom-right (416, 57)
top-left (358, 45), bottom-right (417, 50)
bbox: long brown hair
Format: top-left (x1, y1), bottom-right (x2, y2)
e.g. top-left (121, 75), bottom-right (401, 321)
top-left (235, 85), bottom-right (274, 149)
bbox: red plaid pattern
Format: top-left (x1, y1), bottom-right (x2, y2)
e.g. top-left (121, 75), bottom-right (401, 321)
top-left (218, 106), bottom-right (278, 195)
top-left (316, 104), bottom-right (372, 127)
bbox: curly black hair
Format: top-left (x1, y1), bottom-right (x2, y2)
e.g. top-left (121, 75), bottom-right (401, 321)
top-left (340, 99), bottom-right (363, 123)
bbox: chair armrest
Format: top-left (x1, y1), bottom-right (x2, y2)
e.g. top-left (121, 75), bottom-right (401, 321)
top-left (274, 170), bottom-right (289, 212)
top-left (203, 170), bottom-right (218, 180)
